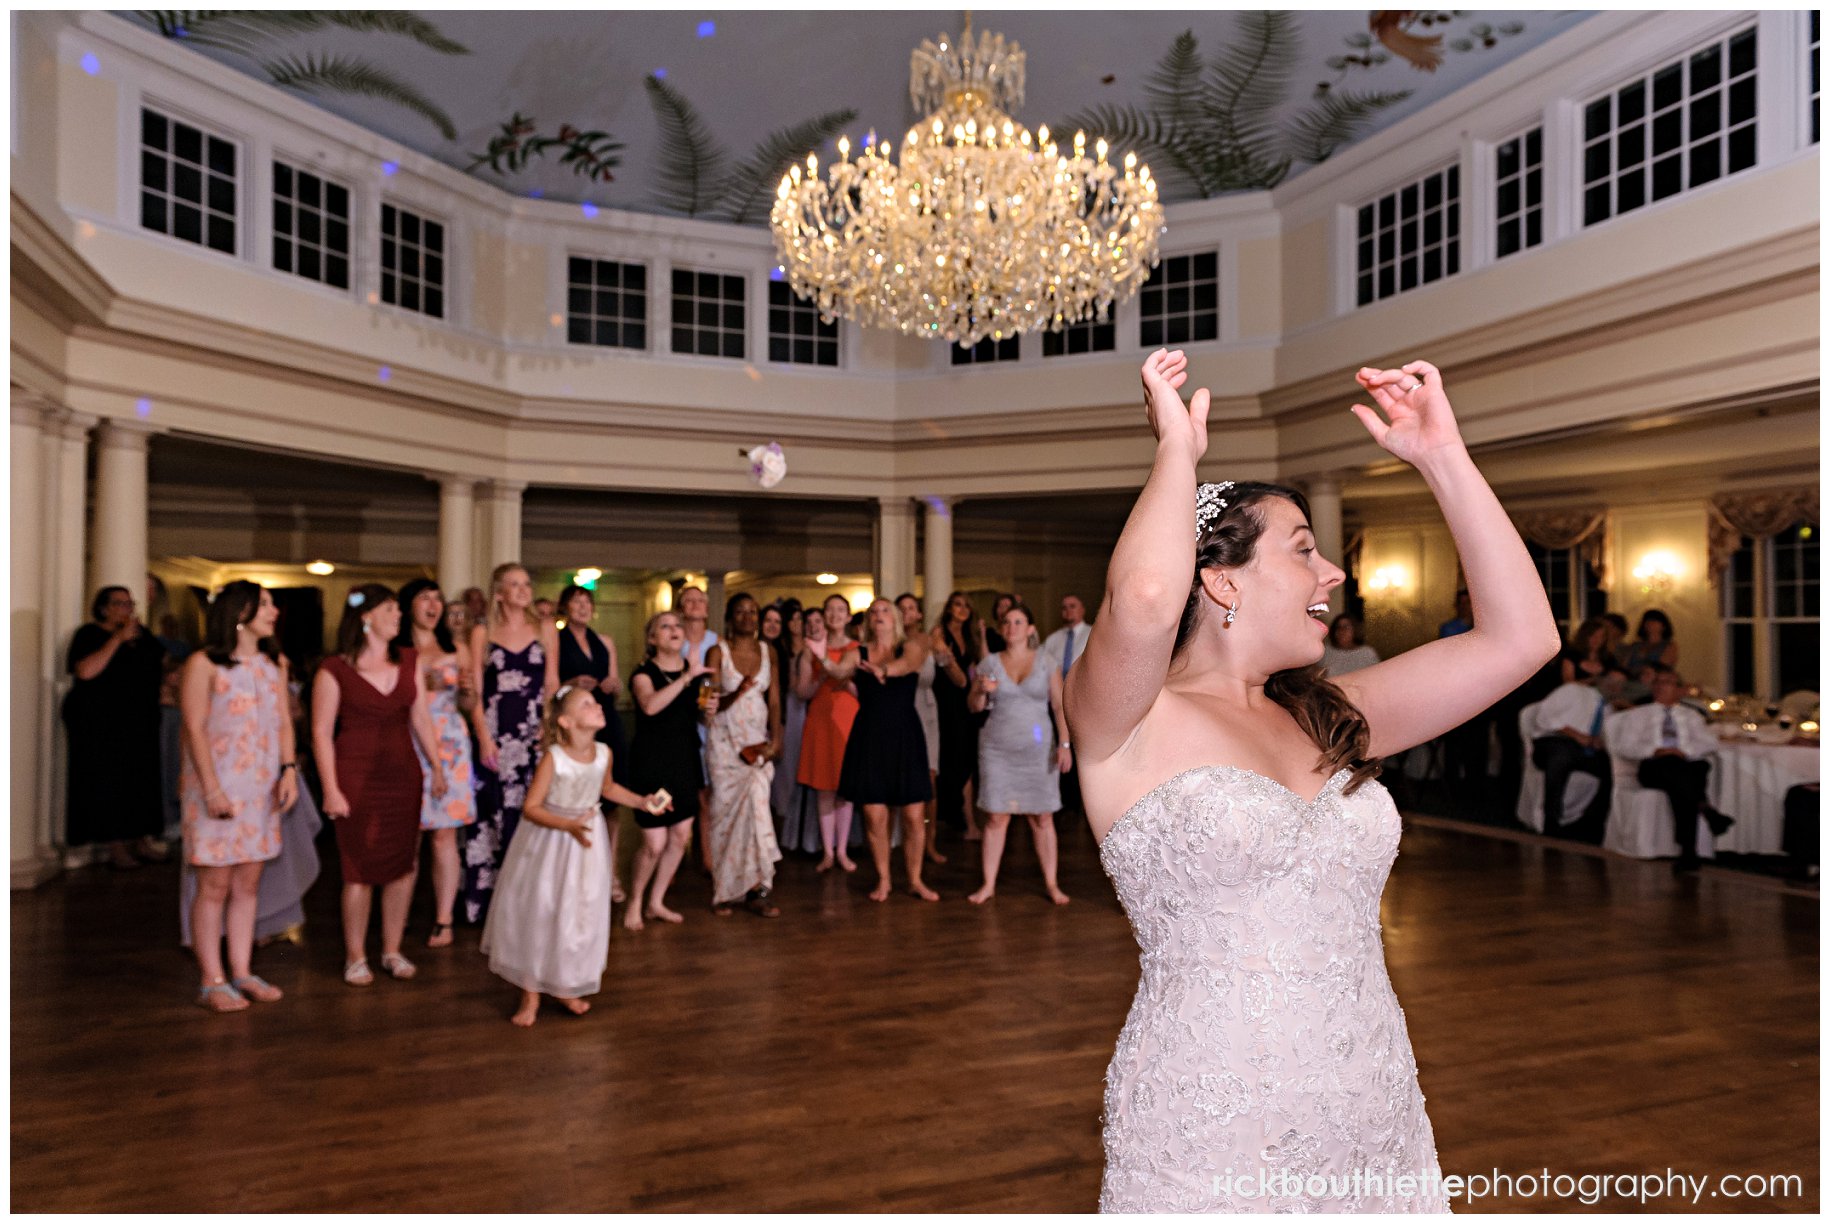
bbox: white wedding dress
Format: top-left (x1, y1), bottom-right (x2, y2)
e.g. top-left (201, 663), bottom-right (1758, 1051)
top-left (1098, 764), bottom-right (1450, 1213)
top-left (480, 743), bottom-right (612, 998)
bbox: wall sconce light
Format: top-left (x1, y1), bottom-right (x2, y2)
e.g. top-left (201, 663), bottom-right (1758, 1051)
top-left (815, 573), bottom-right (839, 585)
top-left (1632, 550), bottom-right (1683, 596)
top-left (1366, 564), bottom-right (1409, 593)
top-left (305, 560), bottom-right (335, 576)
top-left (848, 590), bottom-right (875, 613)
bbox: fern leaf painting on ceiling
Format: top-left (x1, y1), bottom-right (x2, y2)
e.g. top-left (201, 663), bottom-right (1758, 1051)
top-left (645, 74), bottom-right (856, 224)
top-left (1060, 11), bottom-right (1414, 197)
top-left (138, 10), bottom-right (468, 139)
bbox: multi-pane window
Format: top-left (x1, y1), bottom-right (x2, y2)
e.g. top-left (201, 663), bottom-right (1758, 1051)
top-left (1582, 27), bottom-right (1757, 227)
top-left (140, 107), bottom-right (236, 254)
top-left (1138, 252), bottom-right (1219, 346)
top-left (1493, 127), bottom-right (1543, 259)
top-left (1355, 166), bottom-right (1459, 306)
top-left (1043, 311), bottom-right (1117, 357)
top-left (1526, 543), bottom-right (1605, 641)
top-left (566, 257), bottom-right (647, 350)
top-left (950, 334), bottom-right (1020, 365)
top-left (1721, 526), bottom-right (1819, 697)
top-left (380, 203), bottom-right (445, 318)
top-left (1809, 10), bottom-right (1821, 145)
top-left (272, 161), bottom-right (350, 289)
top-left (767, 281), bottom-right (838, 366)
top-left (670, 268), bottom-right (746, 359)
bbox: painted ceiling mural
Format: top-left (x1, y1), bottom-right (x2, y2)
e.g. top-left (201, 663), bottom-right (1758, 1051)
top-left (123, 10), bottom-right (1590, 216)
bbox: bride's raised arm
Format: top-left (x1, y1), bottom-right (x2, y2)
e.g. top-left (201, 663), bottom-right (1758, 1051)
top-left (1064, 349), bottom-right (1209, 764)
top-left (1332, 361), bottom-right (1562, 757)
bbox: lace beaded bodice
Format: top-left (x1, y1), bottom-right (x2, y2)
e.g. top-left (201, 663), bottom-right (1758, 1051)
top-left (1096, 764), bottom-right (1449, 1214)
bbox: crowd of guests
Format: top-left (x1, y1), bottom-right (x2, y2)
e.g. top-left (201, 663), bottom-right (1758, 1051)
top-left (63, 569), bottom-right (1094, 1022)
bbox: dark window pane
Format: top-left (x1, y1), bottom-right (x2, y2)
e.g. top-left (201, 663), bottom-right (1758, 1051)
top-left (1192, 251), bottom-right (1217, 279)
top-left (793, 338), bottom-right (813, 363)
top-left (1357, 238), bottom-right (1374, 273)
top-left (723, 303), bottom-right (743, 330)
top-left (326, 183), bottom-right (348, 216)
top-left (568, 287), bottom-right (592, 315)
top-left (173, 163), bottom-right (201, 202)
top-left (1192, 282), bottom-right (1217, 312)
top-left (570, 318), bottom-right (592, 344)
top-left (381, 240), bottom-right (396, 271)
top-left (1776, 623), bottom-right (1819, 696)
top-left (1357, 275), bottom-right (1373, 306)
top-left (1728, 77), bottom-right (1757, 125)
top-left (1584, 184), bottom-right (1610, 225)
top-left (1525, 210), bottom-right (1542, 247)
top-left (1496, 179), bottom-right (1519, 219)
top-left (1728, 28), bottom-right (1756, 78)
top-left (1618, 123), bottom-right (1645, 167)
top-left (206, 137), bottom-right (234, 176)
top-left (400, 281), bottom-right (419, 311)
top-left (1192, 315), bottom-right (1217, 342)
top-left (672, 298), bottom-right (692, 326)
top-left (325, 218), bottom-right (348, 253)
top-left (381, 271), bottom-right (397, 303)
top-left (1497, 219), bottom-right (1520, 258)
top-left (298, 174), bottom-right (320, 209)
top-left (1140, 286), bottom-right (1162, 316)
top-left (1652, 109), bottom-right (1683, 154)
top-left (174, 122), bottom-right (202, 164)
top-left (625, 324), bottom-right (645, 349)
top-left (400, 247), bottom-right (419, 278)
top-left (1141, 319), bottom-right (1163, 346)
top-left (273, 238), bottom-right (292, 272)
top-left (1690, 44), bottom-right (1722, 92)
top-left (141, 151), bottom-right (167, 193)
top-left (173, 203), bottom-right (201, 243)
top-left (326, 255), bottom-right (348, 288)
top-left (1526, 169), bottom-right (1542, 206)
top-left (424, 288), bottom-right (442, 318)
top-left (1401, 183), bottom-right (1419, 214)
top-left (673, 327), bottom-right (693, 353)
top-left (1618, 168), bottom-right (1645, 212)
top-left (1690, 139), bottom-right (1721, 186)
top-left (1618, 82), bottom-right (1646, 125)
top-left (1166, 316), bottom-right (1190, 345)
top-left (1584, 141), bottom-right (1611, 182)
top-left (1526, 128), bottom-right (1542, 162)
top-left (297, 209), bottom-right (319, 244)
top-left (1651, 155), bottom-right (1682, 200)
top-left (1585, 98), bottom-right (1611, 140)
top-left (1691, 91), bottom-right (1721, 138)
top-left (697, 300), bottom-right (718, 327)
top-left (1727, 124), bottom-right (1756, 172)
top-left (697, 271), bottom-right (718, 297)
top-left (142, 109), bottom-right (168, 150)
top-left (1166, 285), bottom-right (1188, 314)
top-left (1496, 138), bottom-right (1520, 178)
top-left (1423, 174), bottom-right (1442, 209)
top-left (1400, 257), bottom-right (1418, 291)
top-left (297, 245), bottom-right (320, 280)
top-left (1653, 63), bottom-right (1683, 111)
top-left (770, 337), bottom-right (791, 363)
top-left (399, 211), bottom-right (419, 244)
top-left (1445, 239), bottom-right (1459, 276)
top-left (568, 256), bottom-right (590, 282)
top-left (381, 204), bottom-right (397, 236)
top-left (1357, 204), bottom-right (1373, 238)
top-left (206, 215), bottom-right (233, 252)
top-left (672, 269), bottom-right (692, 294)
top-left (723, 274), bottom-right (744, 299)
top-left (1378, 266), bottom-right (1396, 297)
top-left (273, 162), bottom-right (293, 196)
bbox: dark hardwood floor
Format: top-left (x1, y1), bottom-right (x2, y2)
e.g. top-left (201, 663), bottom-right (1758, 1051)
top-left (11, 813), bottom-right (1818, 1212)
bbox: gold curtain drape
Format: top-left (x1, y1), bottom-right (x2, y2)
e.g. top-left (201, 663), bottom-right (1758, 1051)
top-left (1513, 508), bottom-right (1608, 589)
top-left (1706, 486), bottom-right (1820, 588)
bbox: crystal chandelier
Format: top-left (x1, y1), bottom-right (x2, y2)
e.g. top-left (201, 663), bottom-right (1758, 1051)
top-left (770, 16), bottom-right (1162, 348)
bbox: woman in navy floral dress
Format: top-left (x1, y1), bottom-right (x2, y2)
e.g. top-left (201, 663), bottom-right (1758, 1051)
top-left (463, 563), bottom-right (559, 924)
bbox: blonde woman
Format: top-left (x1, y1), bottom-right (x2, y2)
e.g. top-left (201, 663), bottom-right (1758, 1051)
top-left (462, 562), bottom-right (559, 925)
top-left (833, 599), bottom-right (936, 902)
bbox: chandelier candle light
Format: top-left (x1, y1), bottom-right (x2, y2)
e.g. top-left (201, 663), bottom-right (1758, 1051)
top-left (770, 15), bottom-right (1163, 348)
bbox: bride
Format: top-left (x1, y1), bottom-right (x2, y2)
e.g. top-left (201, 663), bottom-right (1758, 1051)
top-left (1066, 349), bottom-right (1559, 1212)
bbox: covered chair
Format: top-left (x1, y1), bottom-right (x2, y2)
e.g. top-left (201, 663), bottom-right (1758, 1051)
top-left (1599, 709), bottom-right (1717, 861)
top-left (1516, 701), bottom-right (1601, 833)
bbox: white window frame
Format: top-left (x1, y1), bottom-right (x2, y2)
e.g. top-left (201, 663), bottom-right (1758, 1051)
top-left (666, 262), bottom-right (751, 363)
top-left (764, 276), bottom-right (843, 370)
top-left (1351, 161), bottom-right (1463, 308)
top-left (1137, 247), bottom-right (1222, 349)
top-left (133, 97), bottom-right (246, 263)
top-left (377, 197), bottom-right (452, 322)
top-left (1720, 527), bottom-right (1820, 700)
top-left (268, 153), bottom-right (356, 299)
top-left (563, 252), bottom-right (652, 355)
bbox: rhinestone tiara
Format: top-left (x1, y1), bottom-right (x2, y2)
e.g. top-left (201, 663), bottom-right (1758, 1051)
top-left (1195, 481), bottom-right (1235, 536)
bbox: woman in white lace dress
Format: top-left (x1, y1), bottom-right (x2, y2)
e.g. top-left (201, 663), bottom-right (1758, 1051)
top-left (705, 594), bottom-right (785, 917)
top-left (1067, 350), bottom-right (1560, 1212)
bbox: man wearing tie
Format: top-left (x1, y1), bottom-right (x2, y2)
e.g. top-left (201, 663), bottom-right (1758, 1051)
top-left (1043, 595), bottom-right (1090, 816)
top-left (1607, 664), bottom-right (1733, 873)
top-left (1529, 668), bottom-right (1622, 840)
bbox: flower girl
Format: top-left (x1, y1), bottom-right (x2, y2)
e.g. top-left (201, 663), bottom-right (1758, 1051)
top-left (481, 683), bottom-right (669, 1026)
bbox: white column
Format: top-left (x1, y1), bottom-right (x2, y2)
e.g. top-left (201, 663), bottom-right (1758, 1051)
top-left (89, 419), bottom-right (156, 598)
top-left (482, 479), bottom-right (526, 575)
top-left (12, 399), bottom-right (55, 887)
top-left (41, 410), bottom-right (94, 860)
top-left (1306, 474), bottom-right (1345, 616)
top-left (875, 495), bottom-right (916, 603)
top-left (436, 476), bottom-right (477, 594)
top-left (922, 495), bottom-right (956, 627)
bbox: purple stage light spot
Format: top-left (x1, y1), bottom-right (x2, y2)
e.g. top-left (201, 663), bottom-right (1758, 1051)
top-left (652, 67), bottom-right (668, 80)
top-left (381, 161), bottom-right (399, 176)
top-left (377, 365), bottom-right (392, 382)
top-left (696, 20), bottom-right (716, 38)
top-left (581, 202), bottom-right (599, 218)
top-left (80, 53), bottom-right (99, 75)
top-left (134, 398), bottom-right (152, 418)
top-left (770, 266), bottom-right (785, 281)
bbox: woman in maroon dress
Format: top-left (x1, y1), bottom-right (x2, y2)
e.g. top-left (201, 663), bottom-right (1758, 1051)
top-left (311, 584), bottom-right (447, 986)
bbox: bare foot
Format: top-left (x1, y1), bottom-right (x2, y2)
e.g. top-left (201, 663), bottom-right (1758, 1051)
top-left (815, 855), bottom-right (835, 873)
top-left (869, 879), bottom-right (892, 902)
top-left (968, 884), bottom-right (995, 904)
top-left (646, 904), bottom-right (684, 924)
top-left (427, 923), bottom-right (454, 949)
top-left (712, 902), bottom-right (735, 917)
top-left (622, 910), bottom-right (646, 932)
top-left (925, 844), bottom-right (948, 864)
top-left (611, 884), bottom-right (626, 904)
top-left (511, 995), bottom-right (539, 1027)
top-left (558, 997), bottom-right (591, 1016)
top-left (907, 882), bottom-right (940, 902)
top-left (963, 828), bottom-right (982, 842)
top-left (838, 856), bottom-right (858, 874)
top-left (1047, 888), bottom-right (1072, 906)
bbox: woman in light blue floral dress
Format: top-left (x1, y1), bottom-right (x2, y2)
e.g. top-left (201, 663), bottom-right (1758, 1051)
top-left (396, 578), bottom-right (478, 946)
top-left (463, 563), bottom-right (558, 925)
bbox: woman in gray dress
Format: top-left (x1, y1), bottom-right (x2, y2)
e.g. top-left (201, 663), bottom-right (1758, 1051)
top-left (967, 603), bottom-right (1072, 905)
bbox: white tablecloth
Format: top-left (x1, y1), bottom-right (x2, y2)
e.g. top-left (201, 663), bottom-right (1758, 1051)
top-left (1708, 739), bottom-right (1819, 854)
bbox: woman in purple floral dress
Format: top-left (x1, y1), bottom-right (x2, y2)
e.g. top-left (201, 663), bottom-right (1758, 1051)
top-left (463, 563), bottom-right (559, 924)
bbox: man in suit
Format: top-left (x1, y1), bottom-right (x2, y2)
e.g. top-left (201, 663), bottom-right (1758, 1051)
top-left (1607, 665), bottom-right (1733, 873)
top-left (1530, 668), bottom-right (1623, 840)
top-left (1043, 595), bottom-right (1091, 815)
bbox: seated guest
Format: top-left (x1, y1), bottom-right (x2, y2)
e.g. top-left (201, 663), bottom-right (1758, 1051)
top-left (1321, 612), bottom-right (1381, 677)
top-left (1621, 609), bottom-right (1678, 674)
top-left (1601, 611), bottom-right (1630, 665)
top-left (1437, 589), bottom-right (1473, 638)
top-left (1607, 665), bottom-right (1733, 874)
top-left (1530, 668), bottom-right (1624, 839)
top-left (1559, 616), bottom-right (1617, 686)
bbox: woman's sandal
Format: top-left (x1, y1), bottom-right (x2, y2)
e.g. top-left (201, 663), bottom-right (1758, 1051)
top-left (197, 980), bottom-right (249, 1012)
top-left (711, 902), bottom-right (736, 918)
top-left (427, 923), bottom-right (454, 949)
top-left (230, 974), bottom-right (283, 1003)
top-left (344, 959), bottom-right (375, 987)
top-left (380, 952), bottom-right (417, 980)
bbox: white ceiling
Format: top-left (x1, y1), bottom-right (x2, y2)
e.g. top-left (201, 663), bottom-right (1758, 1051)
top-left (116, 9), bottom-right (1591, 212)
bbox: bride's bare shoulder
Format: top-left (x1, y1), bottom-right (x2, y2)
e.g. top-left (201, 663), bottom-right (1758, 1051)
top-left (1080, 690), bottom-right (1232, 840)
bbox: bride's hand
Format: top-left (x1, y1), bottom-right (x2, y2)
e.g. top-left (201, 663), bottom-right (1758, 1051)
top-left (1140, 348), bottom-right (1210, 461)
top-left (1350, 361), bottom-right (1465, 466)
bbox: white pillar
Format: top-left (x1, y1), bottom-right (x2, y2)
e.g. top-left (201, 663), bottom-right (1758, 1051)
top-left (876, 495), bottom-right (916, 603)
top-left (12, 399), bottom-right (55, 887)
top-left (1306, 474), bottom-right (1345, 615)
top-left (436, 476), bottom-right (477, 594)
top-left (922, 495), bottom-right (956, 628)
top-left (89, 420), bottom-right (156, 598)
top-left (41, 410), bottom-right (94, 860)
top-left (482, 479), bottom-right (525, 575)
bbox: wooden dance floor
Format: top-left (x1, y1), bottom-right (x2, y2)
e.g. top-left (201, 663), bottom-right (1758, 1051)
top-left (11, 814), bottom-right (1818, 1212)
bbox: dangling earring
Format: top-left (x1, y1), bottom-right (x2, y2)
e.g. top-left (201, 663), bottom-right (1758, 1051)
top-left (1223, 602), bottom-right (1238, 628)
top-left (362, 621), bottom-right (372, 637)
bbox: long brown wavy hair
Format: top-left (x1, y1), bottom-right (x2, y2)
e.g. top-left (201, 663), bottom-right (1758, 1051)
top-left (1174, 481), bottom-right (1379, 797)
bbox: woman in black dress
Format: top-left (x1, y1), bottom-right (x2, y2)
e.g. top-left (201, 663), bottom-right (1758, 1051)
top-left (836, 599), bottom-right (936, 903)
top-left (623, 610), bottom-right (708, 930)
top-left (555, 584), bottom-right (630, 900)
top-left (928, 590), bottom-right (983, 839)
top-left (64, 585), bottom-right (168, 868)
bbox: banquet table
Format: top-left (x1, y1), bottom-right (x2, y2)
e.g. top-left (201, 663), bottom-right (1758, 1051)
top-left (1708, 736), bottom-right (1819, 855)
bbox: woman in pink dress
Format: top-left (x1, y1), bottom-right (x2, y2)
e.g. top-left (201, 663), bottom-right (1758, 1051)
top-left (179, 581), bottom-right (297, 1012)
top-left (1071, 351), bottom-right (1559, 1210)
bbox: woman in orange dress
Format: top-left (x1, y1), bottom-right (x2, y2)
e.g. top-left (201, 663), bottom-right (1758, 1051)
top-left (796, 593), bottom-right (860, 872)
